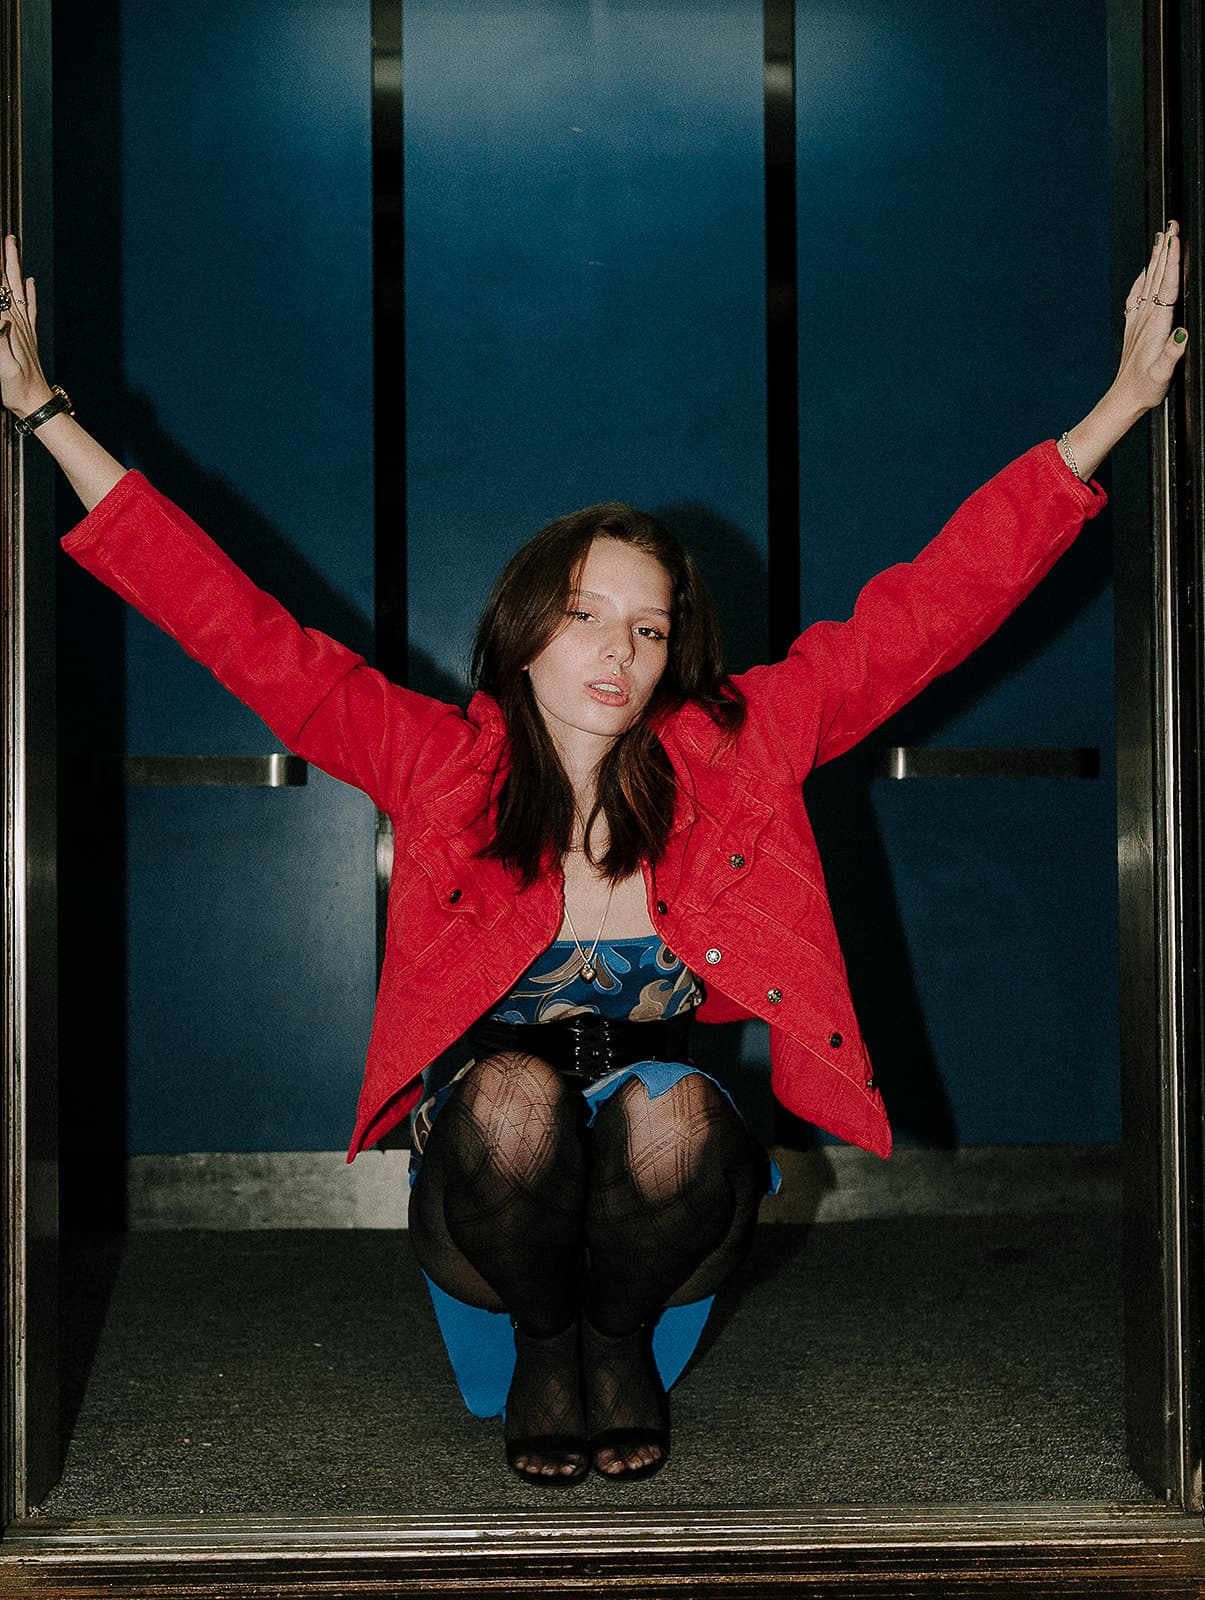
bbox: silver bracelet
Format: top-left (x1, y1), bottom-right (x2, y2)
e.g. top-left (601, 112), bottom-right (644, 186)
top-left (1057, 431), bottom-right (1083, 482)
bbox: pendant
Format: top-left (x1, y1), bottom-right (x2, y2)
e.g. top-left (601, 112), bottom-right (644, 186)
top-left (580, 962), bottom-right (596, 983)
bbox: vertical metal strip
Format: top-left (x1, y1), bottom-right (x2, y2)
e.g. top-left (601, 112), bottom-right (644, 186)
top-left (1179, 0), bottom-right (1205, 1514)
top-left (371, 0), bottom-right (405, 962)
top-left (1, 0), bottom-right (28, 1519)
top-left (1162, 0), bottom-right (1205, 1512)
top-left (1149, 0), bottom-right (1204, 1513)
top-left (3, 0), bottom-right (58, 1519)
top-left (763, 0), bottom-right (801, 658)
top-left (1116, 0), bottom-right (1203, 1509)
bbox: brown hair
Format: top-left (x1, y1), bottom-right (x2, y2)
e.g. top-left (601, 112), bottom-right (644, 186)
top-left (471, 502), bottom-right (745, 887)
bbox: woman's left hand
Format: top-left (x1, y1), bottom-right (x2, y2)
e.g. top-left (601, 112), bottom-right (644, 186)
top-left (1061, 222), bottom-right (1188, 482)
top-left (1112, 220), bottom-right (1188, 415)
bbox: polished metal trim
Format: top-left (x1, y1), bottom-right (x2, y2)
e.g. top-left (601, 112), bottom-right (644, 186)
top-left (1175, 0), bottom-right (1205, 1515)
top-left (77, 754), bottom-right (307, 787)
top-left (0, 0), bottom-right (29, 1518)
top-left (6, 1502), bottom-right (1202, 1554)
top-left (874, 746), bottom-right (1100, 780)
top-left (371, 0), bottom-right (405, 689)
top-left (3, 1502), bottom-right (1204, 1597)
top-left (371, 0), bottom-right (405, 976)
top-left (1, 0), bottom-right (57, 1527)
top-left (763, 0), bottom-right (801, 658)
top-left (1154, 367), bottom-right (1191, 1510)
top-left (1116, 0), bottom-right (1204, 1512)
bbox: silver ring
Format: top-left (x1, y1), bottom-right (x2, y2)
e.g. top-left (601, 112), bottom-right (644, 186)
top-left (0, 286), bottom-right (11, 314)
top-left (1152, 295), bottom-right (1174, 307)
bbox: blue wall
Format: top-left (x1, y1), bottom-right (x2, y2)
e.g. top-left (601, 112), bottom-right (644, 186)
top-left (403, 0), bottom-right (769, 693)
top-left (56, 0), bottom-right (379, 1154)
top-left (793, 0), bottom-right (1117, 1144)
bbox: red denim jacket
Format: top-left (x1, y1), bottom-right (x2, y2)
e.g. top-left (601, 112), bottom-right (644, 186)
top-left (61, 441), bottom-right (1105, 1160)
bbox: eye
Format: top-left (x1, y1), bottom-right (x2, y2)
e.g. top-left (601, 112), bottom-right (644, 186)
top-left (567, 609), bottom-right (594, 622)
top-left (636, 625), bottom-right (668, 641)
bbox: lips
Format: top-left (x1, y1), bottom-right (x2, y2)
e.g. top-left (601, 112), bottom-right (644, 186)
top-left (585, 678), bottom-right (631, 707)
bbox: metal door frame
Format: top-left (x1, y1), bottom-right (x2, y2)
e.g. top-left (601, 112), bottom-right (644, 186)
top-left (1112, 0), bottom-right (1205, 1511)
top-left (1, 0), bottom-right (58, 1528)
top-left (3, 0), bottom-right (1204, 1590)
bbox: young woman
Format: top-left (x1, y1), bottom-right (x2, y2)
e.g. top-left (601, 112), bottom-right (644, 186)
top-left (0, 226), bottom-right (1187, 1485)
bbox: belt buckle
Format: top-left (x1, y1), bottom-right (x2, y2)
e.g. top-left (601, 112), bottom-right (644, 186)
top-left (570, 1013), bottom-right (612, 1080)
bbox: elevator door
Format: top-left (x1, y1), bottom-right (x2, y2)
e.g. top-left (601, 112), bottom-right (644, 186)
top-left (5, 0), bottom-right (1197, 1530)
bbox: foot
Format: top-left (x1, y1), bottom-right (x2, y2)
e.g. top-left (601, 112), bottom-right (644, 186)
top-left (581, 1315), bottom-right (669, 1480)
top-left (504, 1319), bottom-right (589, 1483)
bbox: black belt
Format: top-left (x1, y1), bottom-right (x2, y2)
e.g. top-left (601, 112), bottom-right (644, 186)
top-left (464, 1011), bottom-right (694, 1085)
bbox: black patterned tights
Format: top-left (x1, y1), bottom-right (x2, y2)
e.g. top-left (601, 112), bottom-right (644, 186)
top-left (407, 1050), bottom-right (769, 1470)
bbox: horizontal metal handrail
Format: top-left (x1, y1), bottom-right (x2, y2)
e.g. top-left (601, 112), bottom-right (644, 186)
top-left (78, 754), bottom-right (307, 787)
top-left (874, 747), bottom-right (1100, 780)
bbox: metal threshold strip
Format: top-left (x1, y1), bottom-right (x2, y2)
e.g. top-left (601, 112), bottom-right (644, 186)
top-left (2, 1502), bottom-right (1203, 1596)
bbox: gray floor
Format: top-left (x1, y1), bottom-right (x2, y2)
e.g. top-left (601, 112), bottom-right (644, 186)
top-left (41, 1216), bottom-right (1153, 1517)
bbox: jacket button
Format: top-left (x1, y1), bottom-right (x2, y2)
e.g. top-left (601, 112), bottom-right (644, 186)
top-left (705, 947), bottom-right (722, 964)
top-left (656, 900), bottom-right (668, 915)
top-left (448, 888), bottom-right (462, 904)
top-left (767, 987), bottom-right (783, 1004)
top-left (866, 1075), bottom-right (877, 1091)
top-left (729, 853), bottom-right (745, 869)
top-left (829, 1031), bottom-right (842, 1048)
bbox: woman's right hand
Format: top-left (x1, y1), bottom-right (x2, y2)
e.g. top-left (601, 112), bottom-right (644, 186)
top-left (1, 230), bottom-right (127, 510)
top-left (0, 233), bottom-right (55, 420)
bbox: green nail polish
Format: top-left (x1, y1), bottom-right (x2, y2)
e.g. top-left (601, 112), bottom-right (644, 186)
top-left (1174, 328), bottom-right (1187, 344)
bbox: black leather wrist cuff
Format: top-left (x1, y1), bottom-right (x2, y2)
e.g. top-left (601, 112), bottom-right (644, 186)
top-left (13, 385), bottom-right (74, 436)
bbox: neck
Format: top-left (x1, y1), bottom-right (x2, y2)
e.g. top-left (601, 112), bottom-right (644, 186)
top-left (546, 729), bottom-right (608, 822)
top-left (564, 768), bottom-right (609, 861)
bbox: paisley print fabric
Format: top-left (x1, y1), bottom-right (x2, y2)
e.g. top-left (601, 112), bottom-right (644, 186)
top-left (488, 936), bottom-right (703, 1025)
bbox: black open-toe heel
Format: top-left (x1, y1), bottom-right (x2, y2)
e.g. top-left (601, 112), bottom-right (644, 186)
top-left (504, 1318), bottom-right (589, 1485)
top-left (581, 1315), bottom-right (669, 1481)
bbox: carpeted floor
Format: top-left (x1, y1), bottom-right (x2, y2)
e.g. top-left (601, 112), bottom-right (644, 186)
top-left (40, 1216), bottom-right (1153, 1516)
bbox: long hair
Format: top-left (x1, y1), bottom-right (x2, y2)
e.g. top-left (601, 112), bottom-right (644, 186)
top-left (471, 502), bottom-right (745, 887)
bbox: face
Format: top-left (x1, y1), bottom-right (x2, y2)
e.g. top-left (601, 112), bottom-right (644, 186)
top-left (525, 537), bottom-right (673, 757)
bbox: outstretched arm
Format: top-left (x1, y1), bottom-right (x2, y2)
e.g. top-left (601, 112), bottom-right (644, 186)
top-left (1059, 219), bottom-right (1188, 482)
top-left (739, 224), bottom-right (1190, 778)
top-left (0, 233), bottom-right (467, 814)
top-left (0, 235), bottom-right (125, 508)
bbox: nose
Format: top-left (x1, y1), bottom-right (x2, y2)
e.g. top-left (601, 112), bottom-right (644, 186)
top-left (599, 621), bottom-right (634, 667)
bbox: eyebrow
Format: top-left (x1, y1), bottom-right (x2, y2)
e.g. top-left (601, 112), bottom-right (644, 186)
top-left (573, 587), bottom-right (672, 619)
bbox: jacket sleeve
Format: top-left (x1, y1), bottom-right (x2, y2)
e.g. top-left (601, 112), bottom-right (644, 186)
top-left (735, 441), bottom-right (1108, 782)
top-left (60, 471), bottom-right (464, 813)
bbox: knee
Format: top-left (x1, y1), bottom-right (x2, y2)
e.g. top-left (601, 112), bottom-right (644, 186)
top-left (444, 1050), bottom-right (585, 1176)
top-left (455, 1049), bottom-right (573, 1114)
top-left (597, 1071), bottom-right (755, 1198)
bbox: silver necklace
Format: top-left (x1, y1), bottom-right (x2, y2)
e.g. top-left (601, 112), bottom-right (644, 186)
top-left (562, 878), bottom-right (617, 985)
